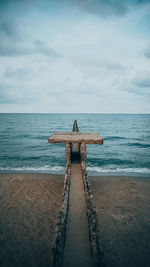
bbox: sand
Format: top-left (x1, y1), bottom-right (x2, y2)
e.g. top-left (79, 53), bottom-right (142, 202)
top-left (0, 173), bottom-right (150, 267)
top-left (0, 173), bottom-right (64, 267)
top-left (90, 176), bottom-right (150, 267)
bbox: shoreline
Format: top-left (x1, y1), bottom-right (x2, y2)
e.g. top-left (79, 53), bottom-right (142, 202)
top-left (0, 173), bottom-right (150, 183)
top-left (0, 170), bottom-right (150, 178)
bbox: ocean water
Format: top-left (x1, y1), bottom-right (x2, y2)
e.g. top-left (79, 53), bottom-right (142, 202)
top-left (0, 113), bottom-right (150, 177)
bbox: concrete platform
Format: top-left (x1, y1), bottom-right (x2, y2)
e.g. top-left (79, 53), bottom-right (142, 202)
top-left (48, 132), bottom-right (104, 144)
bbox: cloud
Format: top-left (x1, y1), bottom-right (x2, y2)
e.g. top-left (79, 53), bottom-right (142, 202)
top-left (0, 19), bottom-right (61, 58)
top-left (70, 0), bottom-right (128, 16)
top-left (124, 71), bottom-right (150, 96)
top-left (73, 57), bottom-right (126, 71)
top-left (0, 0), bottom-right (134, 18)
top-left (0, 21), bottom-right (19, 39)
top-left (0, 83), bottom-right (21, 104)
top-left (125, 87), bottom-right (150, 96)
top-left (133, 72), bottom-right (150, 88)
top-left (138, 0), bottom-right (150, 3)
top-left (0, 82), bottom-right (38, 104)
top-left (0, 38), bottom-right (61, 58)
top-left (4, 66), bottom-right (31, 80)
top-left (0, 0), bottom-right (149, 19)
top-left (0, 0), bottom-right (150, 113)
top-left (0, 45), bottom-right (32, 57)
top-left (144, 45), bottom-right (150, 59)
top-left (34, 40), bottom-right (61, 57)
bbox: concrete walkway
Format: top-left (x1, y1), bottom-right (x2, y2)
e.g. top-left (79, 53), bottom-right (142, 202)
top-left (63, 163), bottom-right (92, 267)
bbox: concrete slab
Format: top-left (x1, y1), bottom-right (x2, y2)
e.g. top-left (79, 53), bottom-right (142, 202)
top-left (48, 132), bottom-right (104, 144)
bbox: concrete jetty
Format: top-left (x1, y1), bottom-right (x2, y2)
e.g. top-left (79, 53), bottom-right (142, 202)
top-left (63, 162), bottom-right (92, 267)
top-left (48, 121), bottom-right (104, 267)
top-left (48, 132), bottom-right (104, 145)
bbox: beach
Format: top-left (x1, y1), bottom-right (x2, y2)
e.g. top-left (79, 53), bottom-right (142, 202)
top-left (0, 173), bottom-right (64, 267)
top-left (0, 173), bottom-right (149, 267)
top-left (90, 176), bottom-right (150, 267)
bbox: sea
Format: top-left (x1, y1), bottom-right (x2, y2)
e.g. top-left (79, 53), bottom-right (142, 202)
top-left (0, 113), bottom-right (150, 177)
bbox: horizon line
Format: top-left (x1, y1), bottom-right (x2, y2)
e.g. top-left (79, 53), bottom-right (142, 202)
top-left (0, 112), bottom-right (150, 115)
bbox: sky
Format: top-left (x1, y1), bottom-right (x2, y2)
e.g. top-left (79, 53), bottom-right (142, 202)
top-left (0, 0), bottom-right (150, 113)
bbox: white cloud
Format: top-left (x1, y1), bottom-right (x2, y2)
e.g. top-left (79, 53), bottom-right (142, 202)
top-left (0, 1), bottom-right (150, 113)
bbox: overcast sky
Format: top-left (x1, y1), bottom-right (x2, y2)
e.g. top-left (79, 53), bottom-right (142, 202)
top-left (0, 0), bottom-right (150, 113)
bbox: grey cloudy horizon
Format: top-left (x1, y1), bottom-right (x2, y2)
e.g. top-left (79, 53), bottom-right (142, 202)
top-left (0, 0), bottom-right (150, 113)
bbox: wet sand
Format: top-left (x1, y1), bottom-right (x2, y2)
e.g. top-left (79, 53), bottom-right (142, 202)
top-left (0, 173), bottom-right (150, 267)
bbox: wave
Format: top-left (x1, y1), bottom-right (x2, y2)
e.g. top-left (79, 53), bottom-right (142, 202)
top-left (87, 158), bottom-right (134, 166)
top-left (0, 165), bottom-right (65, 173)
top-left (31, 135), bottom-right (49, 139)
top-left (105, 136), bottom-right (128, 141)
top-left (1, 155), bottom-right (45, 161)
top-left (1, 155), bottom-right (65, 162)
top-left (0, 165), bottom-right (149, 176)
top-left (87, 166), bottom-right (150, 174)
top-left (104, 136), bottom-right (142, 141)
top-left (127, 143), bottom-right (150, 148)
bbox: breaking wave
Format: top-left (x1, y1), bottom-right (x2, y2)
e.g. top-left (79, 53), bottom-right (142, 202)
top-left (87, 166), bottom-right (150, 175)
top-left (0, 165), bottom-right (65, 173)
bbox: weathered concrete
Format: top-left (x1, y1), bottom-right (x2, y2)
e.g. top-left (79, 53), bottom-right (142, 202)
top-left (52, 144), bottom-right (71, 267)
top-left (63, 163), bottom-right (92, 267)
top-left (48, 120), bottom-right (104, 267)
top-left (48, 132), bottom-right (104, 145)
top-left (72, 120), bottom-right (79, 132)
top-left (65, 143), bottom-right (71, 162)
top-left (80, 144), bottom-right (103, 267)
top-left (71, 120), bottom-right (80, 157)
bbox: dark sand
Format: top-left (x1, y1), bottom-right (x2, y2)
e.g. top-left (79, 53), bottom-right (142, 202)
top-left (90, 176), bottom-right (150, 267)
top-left (0, 173), bottom-right (64, 267)
top-left (0, 173), bottom-right (150, 267)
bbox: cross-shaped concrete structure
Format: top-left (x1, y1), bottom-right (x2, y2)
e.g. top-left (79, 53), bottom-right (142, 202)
top-left (48, 120), bottom-right (104, 267)
top-left (48, 120), bottom-right (104, 161)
